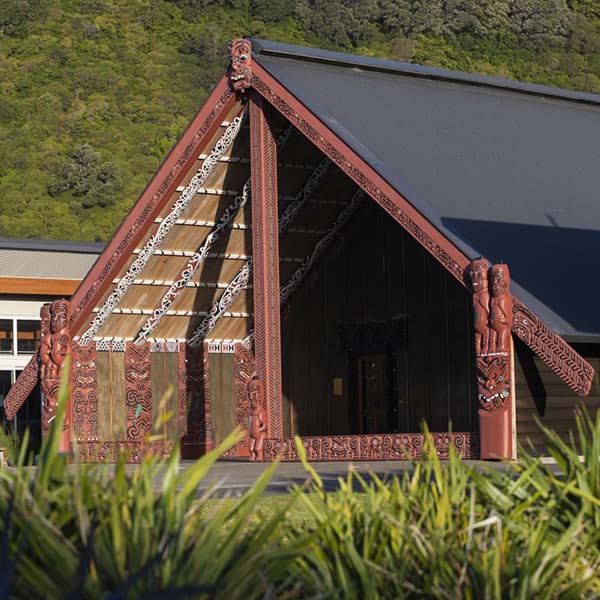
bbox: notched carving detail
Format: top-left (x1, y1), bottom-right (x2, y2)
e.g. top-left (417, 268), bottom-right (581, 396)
top-left (248, 377), bottom-right (267, 461)
top-left (228, 39), bottom-right (252, 93)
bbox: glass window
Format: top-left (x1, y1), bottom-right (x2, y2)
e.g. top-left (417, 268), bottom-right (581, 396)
top-left (17, 320), bottom-right (41, 355)
top-left (0, 370), bottom-right (12, 423)
top-left (0, 320), bottom-right (13, 354)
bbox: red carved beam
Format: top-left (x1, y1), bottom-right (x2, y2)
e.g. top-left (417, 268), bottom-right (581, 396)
top-left (250, 62), bottom-right (594, 398)
top-left (3, 350), bottom-right (39, 420)
top-left (264, 433), bottom-right (478, 461)
top-left (249, 92), bottom-right (284, 439)
top-left (72, 341), bottom-right (99, 441)
top-left (125, 342), bottom-right (152, 442)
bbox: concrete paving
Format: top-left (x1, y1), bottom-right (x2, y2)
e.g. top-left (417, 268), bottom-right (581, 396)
top-left (172, 458), bottom-right (511, 496)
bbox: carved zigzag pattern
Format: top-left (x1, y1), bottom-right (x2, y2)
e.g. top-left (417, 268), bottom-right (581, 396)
top-left (125, 342), bottom-right (152, 441)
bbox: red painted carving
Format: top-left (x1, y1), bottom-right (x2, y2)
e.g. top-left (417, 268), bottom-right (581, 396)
top-left (228, 39), bottom-right (252, 93)
top-left (40, 300), bottom-right (71, 435)
top-left (125, 342), bottom-right (152, 441)
top-left (71, 341), bottom-right (98, 441)
top-left (67, 80), bottom-right (234, 335)
top-left (3, 358), bottom-right (39, 420)
top-left (513, 300), bottom-right (593, 396)
top-left (250, 94), bottom-right (283, 439)
top-left (251, 66), bottom-right (594, 398)
top-left (178, 343), bottom-right (212, 457)
top-left (73, 440), bottom-right (173, 464)
top-left (264, 433), bottom-right (478, 461)
top-left (248, 377), bottom-right (267, 461)
top-left (469, 260), bottom-right (513, 459)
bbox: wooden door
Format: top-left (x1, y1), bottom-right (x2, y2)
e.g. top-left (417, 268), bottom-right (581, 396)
top-left (355, 353), bottom-right (388, 434)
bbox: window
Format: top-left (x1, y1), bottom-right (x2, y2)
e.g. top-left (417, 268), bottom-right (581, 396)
top-left (0, 320), bottom-right (13, 354)
top-left (17, 320), bottom-right (42, 355)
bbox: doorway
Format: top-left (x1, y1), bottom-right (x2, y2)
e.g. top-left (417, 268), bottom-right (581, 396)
top-left (354, 353), bottom-right (389, 434)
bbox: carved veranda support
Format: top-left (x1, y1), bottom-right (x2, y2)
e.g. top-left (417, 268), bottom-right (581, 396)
top-left (39, 300), bottom-right (72, 452)
top-left (470, 259), bottom-right (515, 459)
top-left (124, 342), bottom-right (152, 442)
top-left (71, 341), bottom-right (98, 441)
top-left (250, 93), bottom-right (283, 439)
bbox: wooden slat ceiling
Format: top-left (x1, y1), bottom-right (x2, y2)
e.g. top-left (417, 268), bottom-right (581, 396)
top-left (86, 104), bottom-right (364, 343)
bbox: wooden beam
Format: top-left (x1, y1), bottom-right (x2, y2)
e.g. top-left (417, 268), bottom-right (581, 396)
top-left (250, 93), bottom-right (283, 440)
top-left (0, 277), bottom-right (80, 296)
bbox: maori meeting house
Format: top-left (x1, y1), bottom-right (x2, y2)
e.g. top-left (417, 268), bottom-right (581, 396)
top-left (4, 39), bottom-right (600, 462)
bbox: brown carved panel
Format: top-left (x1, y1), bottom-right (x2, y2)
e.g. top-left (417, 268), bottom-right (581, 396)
top-left (178, 343), bottom-right (212, 454)
top-left (125, 342), bottom-right (152, 441)
top-left (72, 342), bottom-right (98, 441)
top-left (73, 440), bottom-right (173, 464)
top-left (228, 39), bottom-right (252, 93)
top-left (264, 433), bottom-right (478, 461)
top-left (222, 343), bottom-right (257, 458)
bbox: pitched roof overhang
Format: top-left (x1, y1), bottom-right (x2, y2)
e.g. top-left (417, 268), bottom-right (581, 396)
top-left (247, 38), bottom-right (595, 397)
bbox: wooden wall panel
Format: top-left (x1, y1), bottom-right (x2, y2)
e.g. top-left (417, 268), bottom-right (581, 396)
top-left (281, 205), bottom-right (476, 437)
top-left (96, 351), bottom-right (126, 441)
top-left (209, 353), bottom-right (236, 446)
top-left (515, 343), bottom-right (600, 455)
top-left (150, 351), bottom-right (179, 442)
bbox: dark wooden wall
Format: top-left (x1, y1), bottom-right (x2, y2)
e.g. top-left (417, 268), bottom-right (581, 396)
top-left (515, 341), bottom-right (600, 455)
top-left (209, 353), bottom-right (236, 446)
top-left (281, 205), bottom-right (478, 437)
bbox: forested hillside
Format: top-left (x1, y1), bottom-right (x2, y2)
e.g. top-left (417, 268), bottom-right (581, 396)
top-left (2, 0), bottom-right (600, 241)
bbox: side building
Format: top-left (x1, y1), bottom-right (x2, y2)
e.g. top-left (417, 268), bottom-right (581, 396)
top-left (0, 237), bottom-right (102, 452)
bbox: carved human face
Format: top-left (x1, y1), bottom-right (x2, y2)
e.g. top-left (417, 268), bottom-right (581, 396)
top-left (248, 379), bottom-right (264, 407)
top-left (229, 39), bottom-right (252, 91)
top-left (491, 264), bottom-right (510, 296)
top-left (470, 259), bottom-right (489, 292)
top-left (50, 300), bottom-right (69, 333)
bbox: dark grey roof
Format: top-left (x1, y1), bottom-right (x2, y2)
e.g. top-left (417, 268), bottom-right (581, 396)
top-left (0, 237), bottom-right (104, 254)
top-left (251, 39), bottom-right (600, 340)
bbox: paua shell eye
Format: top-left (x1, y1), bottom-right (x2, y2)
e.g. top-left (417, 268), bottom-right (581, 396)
top-left (239, 54), bottom-right (248, 62)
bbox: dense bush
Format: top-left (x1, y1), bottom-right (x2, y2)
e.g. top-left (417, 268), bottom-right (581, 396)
top-left (2, 1), bottom-right (600, 241)
top-left (2, 377), bottom-right (600, 598)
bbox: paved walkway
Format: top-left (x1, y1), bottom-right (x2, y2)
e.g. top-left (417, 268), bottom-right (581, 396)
top-left (175, 458), bottom-right (510, 496)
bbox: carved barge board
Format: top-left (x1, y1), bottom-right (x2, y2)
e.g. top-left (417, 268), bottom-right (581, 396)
top-left (249, 93), bottom-right (284, 439)
top-left (3, 357), bottom-right (39, 420)
top-left (72, 341), bottom-right (99, 441)
top-left (125, 342), bottom-right (152, 441)
top-left (250, 63), bottom-right (594, 398)
top-left (264, 433), bottom-right (478, 461)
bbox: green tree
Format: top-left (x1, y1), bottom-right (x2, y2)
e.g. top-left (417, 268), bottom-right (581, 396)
top-left (48, 144), bottom-right (122, 209)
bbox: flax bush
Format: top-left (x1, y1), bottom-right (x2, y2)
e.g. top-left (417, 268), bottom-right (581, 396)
top-left (1, 375), bottom-right (600, 598)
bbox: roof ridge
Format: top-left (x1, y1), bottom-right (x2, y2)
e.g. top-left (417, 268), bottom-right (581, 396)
top-left (250, 38), bottom-right (600, 108)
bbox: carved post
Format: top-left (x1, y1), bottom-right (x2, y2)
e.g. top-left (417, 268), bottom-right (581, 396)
top-left (250, 92), bottom-right (284, 441)
top-left (248, 376), bottom-right (267, 461)
top-left (470, 260), bottom-right (515, 459)
top-left (39, 299), bottom-right (72, 452)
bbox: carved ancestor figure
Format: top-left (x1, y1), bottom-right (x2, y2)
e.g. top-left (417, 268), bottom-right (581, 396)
top-left (470, 258), bottom-right (490, 355)
top-left (469, 259), bottom-right (514, 459)
top-left (489, 263), bottom-right (513, 354)
top-left (247, 377), bottom-right (267, 461)
top-left (228, 39), bottom-right (252, 93)
top-left (39, 300), bottom-right (71, 431)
